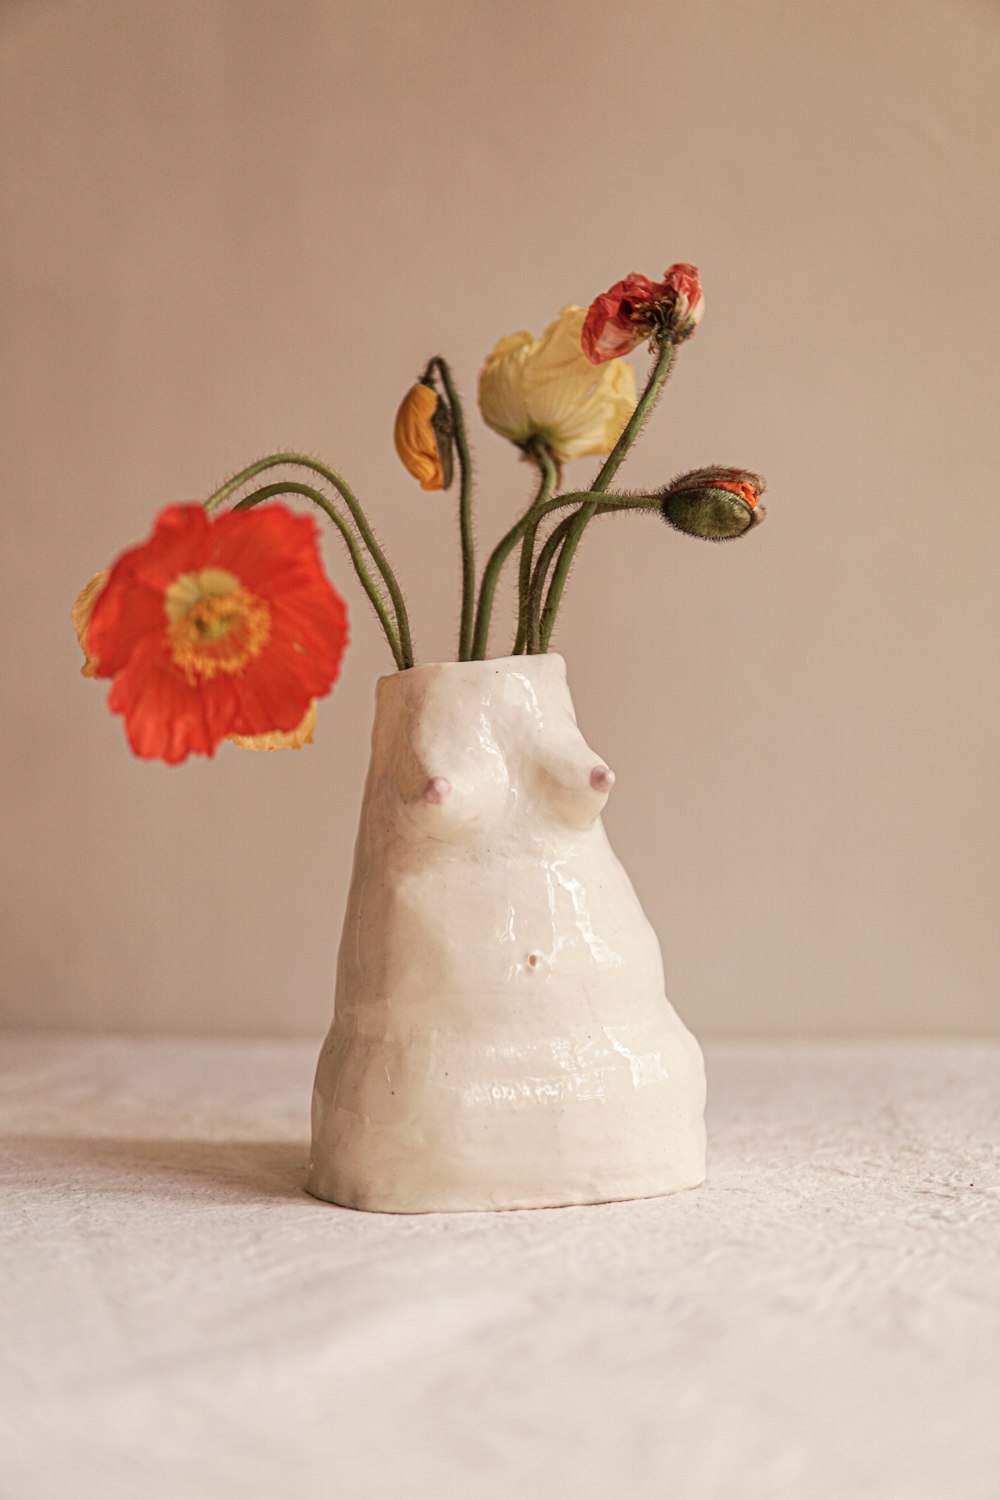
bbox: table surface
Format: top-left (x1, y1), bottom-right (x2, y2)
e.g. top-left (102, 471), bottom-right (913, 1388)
top-left (1, 1035), bottom-right (998, 1500)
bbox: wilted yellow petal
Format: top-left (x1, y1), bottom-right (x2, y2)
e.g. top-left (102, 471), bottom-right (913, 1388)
top-left (228, 699), bottom-right (317, 752)
top-left (477, 306), bottom-right (637, 463)
top-left (71, 569), bottom-right (110, 677)
top-left (394, 384), bottom-right (443, 490)
top-left (478, 331), bottom-right (536, 445)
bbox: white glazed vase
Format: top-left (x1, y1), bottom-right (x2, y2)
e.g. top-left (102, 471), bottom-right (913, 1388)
top-left (308, 654), bottom-right (706, 1213)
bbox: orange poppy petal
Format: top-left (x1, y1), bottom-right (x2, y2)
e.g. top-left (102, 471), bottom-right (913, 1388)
top-left (206, 506), bottom-right (318, 598)
top-left (226, 638), bottom-right (326, 737)
top-left (229, 699), bottom-right (317, 752)
top-left (269, 593), bottom-right (349, 693)
top-left (86, 502), bottom-right (349, 764)
top-left (108, 641), bottom-right (242, 764)
top-left (87, 508), bottom-right (212, 677)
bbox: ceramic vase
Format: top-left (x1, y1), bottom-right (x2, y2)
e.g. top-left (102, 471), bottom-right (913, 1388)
top-left (308, 654), bottom-right (706, 1213)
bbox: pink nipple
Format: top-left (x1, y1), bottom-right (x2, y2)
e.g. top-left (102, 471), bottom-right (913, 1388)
top-left (590, 765), bottom-right (616, 794)
top-left (423, 776), bottom-right (451, 805)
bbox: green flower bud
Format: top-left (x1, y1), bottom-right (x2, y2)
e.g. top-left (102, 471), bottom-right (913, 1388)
top-left (660, 468), bottom-right (766, 542)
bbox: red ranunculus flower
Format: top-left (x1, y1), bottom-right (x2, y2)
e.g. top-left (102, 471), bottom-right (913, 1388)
top-left (660, 262), bottom-right (705, 342)
top-left (86, 503), bottom-right (348, 764)
top-left (580, 273), bottom-right (664, 363)
top-left (582, 262), bottom-right (705, 364)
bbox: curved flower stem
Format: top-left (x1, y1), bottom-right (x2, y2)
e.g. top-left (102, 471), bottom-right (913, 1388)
top-left (527, 498), bottom-right (660, 653)
top-left (232, 481), bottom-right (404, 669)
top-left (512, 442), bottom-right (558, 655)
top-left (469, 487), bottom-right (614, 660)
top-left (205, 451), bottom-right (414, 668)
top-left (540, 340), bottom-right (675, 651)
top-left (467, 440), bottom-right (555, 659)
top-left (427, 358), bottom-right (475, 661)
top-left (592, 339), bottom-right (675, 493)
top-left (527, 515), bottom-right (575, 654)
top-left (204, 456), bottom-right (306, 515)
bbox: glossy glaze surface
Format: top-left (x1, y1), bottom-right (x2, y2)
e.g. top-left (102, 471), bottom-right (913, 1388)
top-left (308, 654), bottom-right (706, 1212)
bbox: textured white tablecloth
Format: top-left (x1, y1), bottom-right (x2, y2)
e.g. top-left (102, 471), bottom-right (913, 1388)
top-left (1, 1036), bottom-right (997, 1500)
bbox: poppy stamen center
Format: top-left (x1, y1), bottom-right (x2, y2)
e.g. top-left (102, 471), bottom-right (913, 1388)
top-left (165, 568), bottom-right (271, 681)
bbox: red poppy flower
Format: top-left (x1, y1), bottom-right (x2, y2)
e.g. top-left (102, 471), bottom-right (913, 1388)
top-left (581, 273), bottom-right (664, 363)
top-left (659, 262), bottom-right (705, 342)
top-left (582, 263), bottom-right (705, 364)
top-left (85, 503), bottom-right (349, 764)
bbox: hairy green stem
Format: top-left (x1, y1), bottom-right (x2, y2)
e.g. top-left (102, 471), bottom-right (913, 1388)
top-left (512, 443), bottom-right (557, 654)
top-left (205, 451), bottom-right (414, 668)
top-left (527, 499), bottom-right (660, 653)
top-left (204, 456), bottom-right (306, 515)
top-left (468, 440), bottom-right (555, 660)
top-left (540, 340), bottom-right (675, 650)
top-left (231, 481), bottom-right (404, 669)
top-left (427, 358), bottom-right (475, 661)
top-left (527, 514), bottom-right (575, 654)
top-left (469, 487), bottom-right (619, 660)
top-left (591, 339), bottom-right (675, 493)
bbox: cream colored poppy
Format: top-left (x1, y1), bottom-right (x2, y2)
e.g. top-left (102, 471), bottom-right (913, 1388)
top-left (71, 570), bottom-right (110, 677)
top-left (228, 698), bottom-right (318, 752)
top-left (478, 305), bottom-right (637, 463)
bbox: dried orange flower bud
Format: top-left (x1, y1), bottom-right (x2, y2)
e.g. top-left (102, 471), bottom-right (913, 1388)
top-left (394, 382), bottom-right (452, 491)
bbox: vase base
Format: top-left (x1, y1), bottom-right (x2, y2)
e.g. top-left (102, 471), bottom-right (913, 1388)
top-left (308, 1003), bottom-right (708, 1215)
top-left (305, 1113), bottom-right (707, 1213)
top-left (304, 1169), bottom-right (706, 1214)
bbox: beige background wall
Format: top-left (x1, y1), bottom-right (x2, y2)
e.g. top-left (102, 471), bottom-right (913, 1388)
top-left (2, 0), bottom-right (997, 1037)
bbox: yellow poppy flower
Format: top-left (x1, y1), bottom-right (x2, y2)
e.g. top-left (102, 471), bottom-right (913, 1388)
top-left (478, 305), bottom-right (637, 463)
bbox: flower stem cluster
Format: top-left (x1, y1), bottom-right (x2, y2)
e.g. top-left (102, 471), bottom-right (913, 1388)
top-left (74, 259), bottom-right (767, 763)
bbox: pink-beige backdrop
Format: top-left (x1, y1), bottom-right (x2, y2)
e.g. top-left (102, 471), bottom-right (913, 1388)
top-left (2, 0), bottom-right (998, 1037)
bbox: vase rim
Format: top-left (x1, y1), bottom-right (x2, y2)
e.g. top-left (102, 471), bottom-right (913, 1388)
top-left (378, 652), bottom-right (567, 688)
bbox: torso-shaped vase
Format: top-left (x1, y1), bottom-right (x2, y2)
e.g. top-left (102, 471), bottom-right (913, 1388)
top-left (308, 654), bottom-right (706, 1212)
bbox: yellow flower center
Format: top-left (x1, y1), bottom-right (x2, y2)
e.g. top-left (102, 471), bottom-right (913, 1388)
top-left (164, 568), bottom-right (271, 681)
